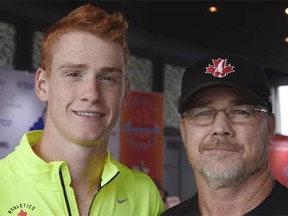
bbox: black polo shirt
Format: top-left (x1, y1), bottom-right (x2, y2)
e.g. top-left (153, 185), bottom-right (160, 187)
top-left (162, 180), bottom-right (288, 216)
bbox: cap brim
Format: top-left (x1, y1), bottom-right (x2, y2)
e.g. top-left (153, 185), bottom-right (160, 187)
top-left (179, 81), bottom-right (270, 114)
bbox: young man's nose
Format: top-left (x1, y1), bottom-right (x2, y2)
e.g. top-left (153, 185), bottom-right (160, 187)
top-left (81, 78), bottom-right (102, 102)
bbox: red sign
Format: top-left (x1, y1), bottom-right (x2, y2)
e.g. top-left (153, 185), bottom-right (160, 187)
top-left (269, 134), bottom-right (288, 187)
top-left (120, 91), bottom-right (164, 183)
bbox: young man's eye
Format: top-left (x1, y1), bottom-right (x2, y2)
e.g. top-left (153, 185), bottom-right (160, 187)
top-left (67, 72), bottom-right (80, 77)
top-left (99, 75), bottom-right (118, 83)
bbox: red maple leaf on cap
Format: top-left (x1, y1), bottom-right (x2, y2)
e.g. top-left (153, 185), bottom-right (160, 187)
top-left (205, 58), bottom-right (235, 78)
top-left (17, 210), bottom-right (27, 216)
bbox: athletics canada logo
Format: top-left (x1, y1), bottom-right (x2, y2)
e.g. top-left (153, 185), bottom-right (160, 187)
top-left (205, 58), bottom-right (235, 78)
top-left (7, 203), bottom-right (36, 215)
top-left (17, 210), bottom-right (27, 216)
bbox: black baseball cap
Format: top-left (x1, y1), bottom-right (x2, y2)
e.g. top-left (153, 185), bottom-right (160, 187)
top-left (179, 53), bottom-right (272, 114)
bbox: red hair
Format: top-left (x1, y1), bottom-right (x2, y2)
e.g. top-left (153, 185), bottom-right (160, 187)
top-left (40, 4), bottom-right (129, 73)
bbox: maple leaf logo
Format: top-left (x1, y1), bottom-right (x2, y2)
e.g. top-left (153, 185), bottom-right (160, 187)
top-left (205, 58), bottom-right (235, 78)
top-left (17, 210), bottom-right (27, 216)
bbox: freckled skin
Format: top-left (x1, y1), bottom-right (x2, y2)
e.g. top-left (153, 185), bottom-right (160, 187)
top-left (36, 31), bottom-right (129, 148)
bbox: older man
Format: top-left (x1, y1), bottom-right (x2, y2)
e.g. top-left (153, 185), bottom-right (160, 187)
top-left (162, 53), bottom-right (288, 215)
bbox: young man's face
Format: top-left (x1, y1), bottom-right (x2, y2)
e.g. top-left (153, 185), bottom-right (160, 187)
top-left (179, 87), bottom-right (275, 189)
top-left (36, 31), bottom-right (129, 146)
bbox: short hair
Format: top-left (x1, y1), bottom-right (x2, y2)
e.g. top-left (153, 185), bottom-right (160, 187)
top-left (40, 4), bottom-right (129, 73)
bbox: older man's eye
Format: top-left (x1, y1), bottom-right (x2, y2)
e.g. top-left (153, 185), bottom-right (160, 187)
top-left (101, 76), bottom-right (112, 81)
top-left (198, 111), bottom-right (213, 116)
top-left (230, 109), bottom-right (252, 117)
top-left (192, 108), bottom-right (213, 117)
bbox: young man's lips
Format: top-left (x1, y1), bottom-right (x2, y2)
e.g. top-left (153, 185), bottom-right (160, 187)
top-left (74, 111), bottom-right (104, 118)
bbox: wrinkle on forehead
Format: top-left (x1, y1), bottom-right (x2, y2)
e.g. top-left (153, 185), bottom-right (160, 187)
top-left (188, 87), bottom-right (261, 108)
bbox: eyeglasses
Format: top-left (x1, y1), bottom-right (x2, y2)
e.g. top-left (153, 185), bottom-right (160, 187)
top-left (182, 104), bottom-right (269, 126)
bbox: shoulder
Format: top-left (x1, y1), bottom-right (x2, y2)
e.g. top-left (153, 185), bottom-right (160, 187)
top-left (0, 152), bottom-right (14, 173)
top-left (112, 158), bottom-right (155, 184)
top-left (161, 196), bottom-right (197, 216)
top-left (268, 180), bottom-right (288, 201)
top-left (248, 180), bottom-right (288, 215)
top-left (0, 157), bottom-right (7, 173)
top-left (271, 180), bottom-right (288, 199)
top-left (110, 159), bottom-right (163, 200)
top-left (0, 153), bottom-right (17, 188)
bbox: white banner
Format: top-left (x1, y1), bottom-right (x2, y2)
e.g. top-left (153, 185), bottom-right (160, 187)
top-left (0, 69), bottom-right (46, 159)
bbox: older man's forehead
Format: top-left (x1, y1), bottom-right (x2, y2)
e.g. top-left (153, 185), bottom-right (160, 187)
top-left (188, 86), bottom-right (261, 107)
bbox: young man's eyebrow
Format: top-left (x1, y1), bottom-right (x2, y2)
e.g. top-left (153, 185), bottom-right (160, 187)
top-left (58, 63), bottom-right (87, 70)
top-left (57, 64), bottom-right (123, 74)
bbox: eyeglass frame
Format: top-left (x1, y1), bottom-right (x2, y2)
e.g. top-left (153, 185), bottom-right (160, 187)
top-left (181, 104), bottom-right (269, 126)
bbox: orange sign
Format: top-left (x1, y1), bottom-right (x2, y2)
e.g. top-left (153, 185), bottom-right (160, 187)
top-left (120, 91), bottom-right (164, 183)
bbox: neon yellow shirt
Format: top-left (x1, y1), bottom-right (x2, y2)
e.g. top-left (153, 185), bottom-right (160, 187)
top-left (0, 131), bottom-right (165, 215)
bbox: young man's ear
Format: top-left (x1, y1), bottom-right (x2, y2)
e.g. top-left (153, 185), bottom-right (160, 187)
top-left (35, 68), bottom-right (48, 102)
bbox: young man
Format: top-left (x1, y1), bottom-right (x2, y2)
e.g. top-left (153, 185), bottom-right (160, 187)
top-left (0, 4), bottom-right (165, 216)
top-left (162, 53), bottom-right (288, 215)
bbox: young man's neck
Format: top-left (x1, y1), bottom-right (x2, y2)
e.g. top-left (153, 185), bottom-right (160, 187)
top-left (33, 133), bottom-right (108, 215)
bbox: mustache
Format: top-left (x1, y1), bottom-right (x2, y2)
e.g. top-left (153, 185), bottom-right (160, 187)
top-left (199, 139), bottom-right (243, 153)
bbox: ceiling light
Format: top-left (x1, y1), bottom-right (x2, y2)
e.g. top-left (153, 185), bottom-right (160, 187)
top-left (208, 6), bottom-right (218, 13)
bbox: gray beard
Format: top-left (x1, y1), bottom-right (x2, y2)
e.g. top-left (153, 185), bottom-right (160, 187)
top-left (198, 141), bottom-right (268, 189)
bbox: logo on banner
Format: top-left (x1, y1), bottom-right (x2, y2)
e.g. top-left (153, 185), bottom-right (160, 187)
top-left (29, 107), bottom-right (46, 131)
top-left (0, 141), bottom-right (8, 148)
top-left (124, 104), bottom-right (160, 150)
top-left (0, 118), bottom-right (12, 127)
top-left (17, 81), bottom-right (34, 90)
top-left (2, 94), bottom-right (21, 108)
